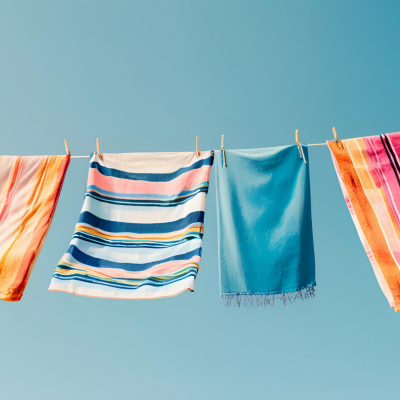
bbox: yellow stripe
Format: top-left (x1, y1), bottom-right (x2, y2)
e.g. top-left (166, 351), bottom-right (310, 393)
top-left (74, 225), bottom-right (203, 241)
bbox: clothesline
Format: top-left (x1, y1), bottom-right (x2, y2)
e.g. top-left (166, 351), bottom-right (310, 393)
top-left (68, 140), bottom-right (328, 158)
top-left (4, 129), bottom-right (400, 310)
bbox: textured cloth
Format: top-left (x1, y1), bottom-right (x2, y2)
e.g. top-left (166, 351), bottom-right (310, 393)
top-left (328, 133), bottom-right (400, 312)
top-left (49, 151), bottom-right (213, 299)
top-left (0, 155), bottom-right (70, 301)
top-left (215, 145), bottom-right (316, 307)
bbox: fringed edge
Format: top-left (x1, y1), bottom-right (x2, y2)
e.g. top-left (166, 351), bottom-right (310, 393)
top-left (220, 285), bottom-right (316, 308)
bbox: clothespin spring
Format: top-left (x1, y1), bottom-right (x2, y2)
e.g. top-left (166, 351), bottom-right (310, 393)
top-left (221, 135), bottom-right (227, 167)
top-left (332, 127), bottom-right (344, 149)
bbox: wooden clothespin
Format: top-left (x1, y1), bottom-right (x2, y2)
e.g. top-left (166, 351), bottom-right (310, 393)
top-left (296, 130), bottom-right (306, 163)
top-left (96, 138), bottom-right (102, 157)
top-left (196, 137), bottom-right (200, 157)
top-left (221, 135), bottom-right (226, 166)
top-left (332, 127), bottom-right (343, 148)
top-left (64, 139), bottom-right (70, 155)
top-left (221, 135), bottom-right (227, 167)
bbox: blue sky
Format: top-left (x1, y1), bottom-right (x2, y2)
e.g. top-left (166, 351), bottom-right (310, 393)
top-left (0, 1), bottom-right (399, 399)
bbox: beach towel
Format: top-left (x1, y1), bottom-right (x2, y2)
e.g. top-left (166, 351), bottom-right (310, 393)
top-left (328, 133), bottom-right (400, 312)
top-left (49, 151), bottom-right (213, 299)
top-left (215, 145), bottom-right (316, 307)
top-left (0, 155), bottom-right (70, 301)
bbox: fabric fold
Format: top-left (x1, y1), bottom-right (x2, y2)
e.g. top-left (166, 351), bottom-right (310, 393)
top-left (215, 145), bottom-right (316, 307)
top-left (49, 151), bottom-right (213, 299)
top-left (328, 133), bottom-right (400, 312)
top-left (0, 154), bottom-right (70, 301)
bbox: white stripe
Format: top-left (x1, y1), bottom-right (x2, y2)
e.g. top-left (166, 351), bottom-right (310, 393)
top-left (91, 151), bottom-right (213, 174)
top-left (70, 237), bottom-right (202, 263)
top-left (81, 192), bottom-right (207, 223)
top-left (48, 275), bottom-right (195, 299)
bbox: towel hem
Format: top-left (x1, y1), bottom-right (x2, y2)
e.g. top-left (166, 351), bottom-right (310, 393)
top-left (220, 284), bottom-right (316, 308)
top-left (48, 286), bottom-right (193, 300)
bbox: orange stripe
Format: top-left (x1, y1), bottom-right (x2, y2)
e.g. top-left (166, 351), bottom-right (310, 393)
top-left (0, 157), bottom-right (24, 277)
top-left (75, 225), bottom-right (202, 241)
top-left (329, 141), bottom-right (400, 311)
top-left (14, 156), bottom-right (70, 300)
top-left (0, 157), bottom-right (24, 224)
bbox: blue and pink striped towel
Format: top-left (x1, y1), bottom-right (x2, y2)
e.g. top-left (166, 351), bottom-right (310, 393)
top-left (49, 151), bottom-right (213, 299)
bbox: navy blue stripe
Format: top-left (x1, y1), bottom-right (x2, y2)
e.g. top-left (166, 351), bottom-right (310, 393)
top-left (55, 264), bottom-right (198, 278)
top-left (52, 271), bottom-right (197, 290)
top-left (78, 211), bottom-right (204, 234)
top-left (86, 187), bottom-right (208, 205)
top-left (74, 232), bottom-right (202, 248)
top-left (67, 244), bottom-right (202, 271)
top-left (86, 191), bottom-right (207, 207)
top-left (90, 155), bottom-right (214, 182)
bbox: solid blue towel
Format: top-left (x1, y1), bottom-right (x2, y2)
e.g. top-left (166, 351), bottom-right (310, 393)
top-left (215, 145), bottom-right (316, 307)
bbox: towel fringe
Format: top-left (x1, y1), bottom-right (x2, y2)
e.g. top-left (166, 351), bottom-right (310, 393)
top-left (220, 285), bottom-right (316, 308)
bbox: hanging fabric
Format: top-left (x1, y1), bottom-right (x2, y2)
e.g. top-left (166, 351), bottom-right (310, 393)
top-left (0, 155), bottom-right (70, 301)
top-left (328, 132), bottom-right (400, 312)
top-left (215, 145), bottom-right (316, 307)
top-left (49, 151), bottom-right (213, 299)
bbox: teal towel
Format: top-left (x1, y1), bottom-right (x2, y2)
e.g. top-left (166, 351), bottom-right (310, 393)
top-left (215, 145), bottom-right (316, 307)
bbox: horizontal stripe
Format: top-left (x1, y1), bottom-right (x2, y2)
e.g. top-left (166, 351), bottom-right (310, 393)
top-left (88, 166), bottom-right (211, 196)
top-left (52, 265), bottom-right (198, 288)
top-left (86, 183), bottom-right (209, 200)
top-left (77, 210), bottom-right (204, 234)
top-left (90, 155), bottom-right (213, 182)
top-left (49, 275), bottom-right (196, 299)
top-left (69, 237), bottom-right (202, 265)
top-left (58, 255), bottom-right (201, 279)
top-left (73, 230), bottom-right (202, 249)
top-left (70, 235), bottom-right (202, 262)
top-left (90, 151), bottom-right (213, 174)
top-left (52, 272), bottom-right (197, 290)
top-left (85, 187), bottom-right (208, 207)
top-left (74, 224), bottom-right (203, 241)
top-left (66, 244), bottom-right (202, 271)
top-left (81, 192), bottom-right (206, 223)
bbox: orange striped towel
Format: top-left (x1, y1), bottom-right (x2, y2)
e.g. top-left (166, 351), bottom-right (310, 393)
top-left (328, 133), bottom-right (400, 311)
top-left (0, 155), bottom-right (70, 301)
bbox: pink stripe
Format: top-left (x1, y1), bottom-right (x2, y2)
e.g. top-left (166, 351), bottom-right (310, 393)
top-left (365, 136), bottom-right (400, 228)
top-left (63, 256), bottom-right (201, 279)
top-left (87, 165), bottom-right (211, 196)
top-left (386, 132), bottom-right (400, 162)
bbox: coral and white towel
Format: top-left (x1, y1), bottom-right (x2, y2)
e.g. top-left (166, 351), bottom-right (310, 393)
top-left (49, 151), bottom-right (213, 299)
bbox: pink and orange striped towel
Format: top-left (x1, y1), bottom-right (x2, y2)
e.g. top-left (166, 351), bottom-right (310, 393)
top-left (0, 155), bottom-right (70, 301)
top-left (329, 132), bottom-right (400, 311)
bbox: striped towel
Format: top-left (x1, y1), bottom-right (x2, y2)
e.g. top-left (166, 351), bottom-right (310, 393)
top-left (49, 151), bottom-right (213, 299)
top-left (0, 155), bottom-right (70, 301)
top-left (328, 133), bottom-right (400, 312)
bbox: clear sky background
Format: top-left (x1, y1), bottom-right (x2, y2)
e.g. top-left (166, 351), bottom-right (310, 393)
top-left (1, 1), bottom-right (399, 399)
